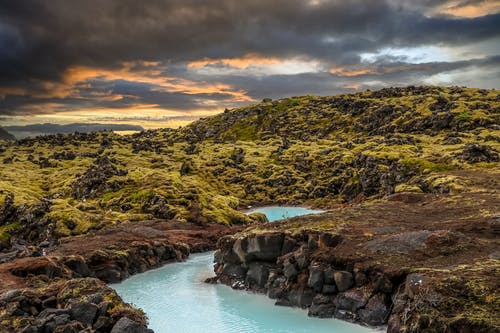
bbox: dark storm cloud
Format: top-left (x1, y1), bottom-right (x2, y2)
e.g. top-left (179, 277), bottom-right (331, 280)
top-left (197, 55), bottom-right (500, 99)
top-left (1, 0), bottom-right (500, 84)
top-left (0, 0), bottom-right (499, 120)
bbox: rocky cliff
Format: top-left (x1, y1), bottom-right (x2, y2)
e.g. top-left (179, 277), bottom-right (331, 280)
top-left (211, 174), bottom-right (499, 332)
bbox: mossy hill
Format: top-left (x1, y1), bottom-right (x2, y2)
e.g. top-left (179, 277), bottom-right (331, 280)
top-left (0, 85), bottom-right (499, 333)
top-left (0, 86), bottom-right (499, 246)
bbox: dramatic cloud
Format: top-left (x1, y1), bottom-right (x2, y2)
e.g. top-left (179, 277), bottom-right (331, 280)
top-left (0, 0), bottom-right (499, 127)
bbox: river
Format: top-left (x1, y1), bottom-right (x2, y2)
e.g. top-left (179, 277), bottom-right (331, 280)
top-left (112, 252), bottom-right (379, 333)
top-left (112, 206), bottom-right (379, 332)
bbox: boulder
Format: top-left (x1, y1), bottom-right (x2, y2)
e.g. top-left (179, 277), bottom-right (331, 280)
top-left (62, 256), bottom-right (91, 278)
top-left (267, 275), bottom-right (286, 299)
top-left (86, 293), bottom-right (104, 304)
top-left (41, 296), bottom-right (57, 309)
top-left (323, 268), bottom-right (335, 285)
top-left (333, 271), bottom-right (353, 292)
top-left (233, 238), bottom-right (248, 262)
top-left (38, 308), bottom-right (70, 319)
top-left (283, 260), bottom-right (298, 279)
top-left (322, 284), bottom-right (337, 295)
top-left (234, 233), bottom-right (284, 262)
top-left (94, 267), bottom-right (122, 283)
top-left (358, 294), bottom-right (390, 326)
top-left (70, 301), bottom-right (98, 326)
top-left (336, 289), bottom-right (369, 312)
top-left (93, 316), bottom-right (113, 331)
top-left (0, 289), bottom-right (22, 303)
top-left (213, 249), bottom-right (223, 264)
top-left (287, 288), bottom-right (315, 308)
top-left (221, 263), bottom-right (247, 279)
top-left (110, 317), bottom-right (152, 333)
top-left (246, 262), bottom-right (270, 288)
top-left (308, 294), bottom-right (335, 318)
top-left (54, 314), bottom-right (71, 326)
top-left (307, 265), bottom-right (324, 292)
top-left (268, 286), bottom-right (285, 300)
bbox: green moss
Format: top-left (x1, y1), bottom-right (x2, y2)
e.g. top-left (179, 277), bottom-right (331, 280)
top-left (455, 110), bottom-right (472, 123)
top-left (400, 158), bottom-right (455, 173)
top-left (230, 122), bottom-right (258, 141)
top-left (395, 184), bottom-right (423, 193)
top-left (0, 86), bottom-right (498, 235)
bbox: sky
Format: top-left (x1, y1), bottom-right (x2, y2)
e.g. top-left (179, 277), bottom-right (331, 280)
top-left (0, 0), bottom-right (499, 128)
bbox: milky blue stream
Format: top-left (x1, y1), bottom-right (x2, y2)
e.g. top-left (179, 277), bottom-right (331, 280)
top-left (111, 252), bottom-right (380, 333)
top-left (111, 207), bottom-right (380, 332)
top-left (244, 206), bottom-right (325, 222)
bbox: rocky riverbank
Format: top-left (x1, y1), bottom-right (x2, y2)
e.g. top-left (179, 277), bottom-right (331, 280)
top-left (210, 180), bottom-right (500, 333)
top-left (0, 221), bottom-right (240, 332)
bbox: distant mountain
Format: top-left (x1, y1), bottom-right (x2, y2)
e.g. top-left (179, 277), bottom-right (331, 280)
top-left (0, 126), bottom-right (16, 140)
top-left (4, 123), bottom-right (144, 139)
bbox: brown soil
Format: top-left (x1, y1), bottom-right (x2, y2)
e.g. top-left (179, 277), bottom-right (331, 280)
top-left (53, 220), bottom-right (241, 257)
top-left (230, 169), bottom-right (499, 331)
top-left (0, 221), bottom-right (241, 293)
top-left (256, 169), bottom-right (499, 271)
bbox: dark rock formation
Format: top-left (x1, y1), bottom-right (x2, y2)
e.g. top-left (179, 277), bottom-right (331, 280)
top-left (458, 143), bottom-right (499, 163)
top-left (212, 231), bottom-right (397, 328)
top-left (71, 154), bottom-right (127, 199)
top-left (110, 317), bottom-right (152, 333)
top-left (0, 279), bottom-right (148, 333)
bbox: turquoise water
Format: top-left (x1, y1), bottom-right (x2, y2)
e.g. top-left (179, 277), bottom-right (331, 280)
top-left (111, 252), bottom-right (379, 333)
top-left (245, 206), bottom-right (325, 222)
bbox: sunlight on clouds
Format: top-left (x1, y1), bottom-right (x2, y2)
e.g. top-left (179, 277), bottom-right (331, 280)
top-left (187, 55), bottom-right (322, 76)
top-left (62, 63), bottom-right (252, 102)
top-left (188, 55), bottom-right (282, 69)
top-left (342, 84), bottom-right (362, 90)
top-left (434, 0), bottom-right (500, 18)
top-left (330, 63), bottom-right (435, 77)
top-left (330, 67), bottom-right (378, 77)
top-left (2, 61), bottom-right (253, 104)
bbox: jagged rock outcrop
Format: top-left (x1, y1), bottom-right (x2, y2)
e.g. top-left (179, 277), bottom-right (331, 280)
top-left (213, 232), bottom-right (398, 327)
top-left (71, 154), bottom-right (127, 199)
top-left (0, 278), bottom-right (150, 333)
top-left (212, 219), bottom-right (499, 332)
top-left (0, 194), bottom-right (54, 253)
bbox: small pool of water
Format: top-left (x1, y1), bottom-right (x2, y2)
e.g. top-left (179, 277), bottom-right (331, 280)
top-left (111, 252), bottom-right (379, 333)
top-left (245, 206), bottom-right (325, 222)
